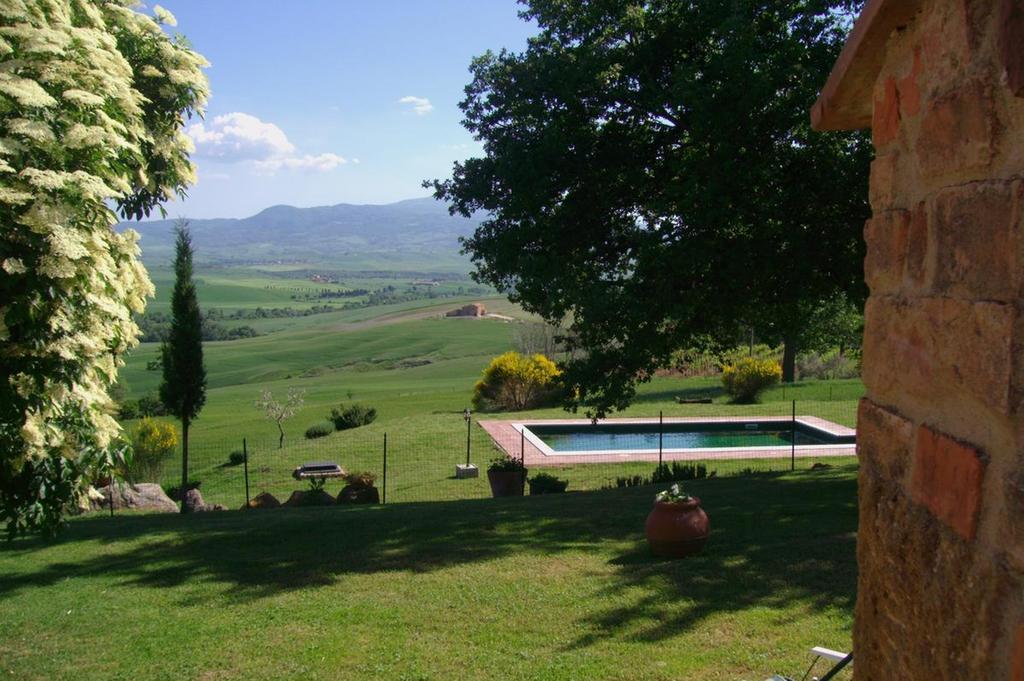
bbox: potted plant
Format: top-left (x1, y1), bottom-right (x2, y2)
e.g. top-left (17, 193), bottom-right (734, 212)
top-left (528, 472), bottom-right (568, 495)
top-left (644, 483), bottom-right (710, 558)
top-left (487, 456), bottom-right (527, 497)
top-left (338, 471), bottom-right (380, 505)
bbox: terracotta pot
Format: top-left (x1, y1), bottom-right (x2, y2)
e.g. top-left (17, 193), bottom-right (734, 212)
top-left (487, 469), bottom-right (527, 497)
top-left (645, 497), bottom-right (710, 558)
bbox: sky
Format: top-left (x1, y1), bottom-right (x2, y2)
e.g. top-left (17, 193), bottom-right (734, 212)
top-left (157, 1), bottom-right (536, 219)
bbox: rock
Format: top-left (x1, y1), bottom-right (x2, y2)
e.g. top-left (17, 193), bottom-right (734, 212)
top-left (89, 483), bottom-right (178, 513)
top-left (283, 489), bottom-right (336, 507)
top-left (242, 492), bottom-right (281, 510)
top-left (182, 488), bottom-right (226, 512)
top-left (337, 485), bottom-right (380, 505)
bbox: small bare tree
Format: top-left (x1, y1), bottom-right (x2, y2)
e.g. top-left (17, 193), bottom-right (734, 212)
top-left (255, 388), bottom-right (305, 449)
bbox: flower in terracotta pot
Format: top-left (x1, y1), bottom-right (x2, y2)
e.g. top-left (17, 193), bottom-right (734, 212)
top-left (645, 483), bottom-right (709, 558)
top-left (487, 456), bottom-right (527, 497)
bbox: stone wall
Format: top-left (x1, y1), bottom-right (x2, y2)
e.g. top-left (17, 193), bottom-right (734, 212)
top-left (855, 0), bottom-right (1024, 678)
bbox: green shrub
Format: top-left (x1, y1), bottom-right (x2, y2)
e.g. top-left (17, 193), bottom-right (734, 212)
top-left (721, 357), bottom-right (782, 402)
top-left (117, 400), bottom-right (139, 420)
top-left (228, 450), bottom-right (245, 466)
top-left (304, 421), bottom-right (334, 439)
top-left (488, 455), bottom-right (526, 473)
top-left (652, 461), bottom-right (709, 483)
top-left (136, 393), bottom-right (168, 417)
top-left (528, 472), bottom-right (568, 494)
top-left (796, 349), bottom-right (860, 380)
top-left (163, 479), bottom-right (201, 501)
top-left (330, 404), bottom-right (377, 431)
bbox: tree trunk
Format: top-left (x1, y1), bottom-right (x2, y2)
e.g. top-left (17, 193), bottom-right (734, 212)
top-left (782, 338), bottom-right (797, 383)
top-left (180, 417), bottom-right (189, 513)
top-left (278, 423), bottom-right (285, 449)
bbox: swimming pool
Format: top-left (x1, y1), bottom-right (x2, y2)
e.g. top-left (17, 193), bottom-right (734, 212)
top-left (502, 418), bottom-right (856, 459)
top-left (526, 420), bottom-right (852, 453)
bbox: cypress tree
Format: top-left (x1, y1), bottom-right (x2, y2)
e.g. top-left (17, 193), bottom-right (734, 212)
top-left (159, 219), bottom-right (206, 511)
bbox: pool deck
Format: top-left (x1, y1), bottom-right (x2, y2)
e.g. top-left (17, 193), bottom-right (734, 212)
top-left (477, 416), bottom-right (857, 466)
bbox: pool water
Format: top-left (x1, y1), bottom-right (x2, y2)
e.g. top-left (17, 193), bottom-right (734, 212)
top-left (527, 421), bottom-right (853, 453)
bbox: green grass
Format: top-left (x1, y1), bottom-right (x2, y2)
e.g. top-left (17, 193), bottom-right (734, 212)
top-left (0, 467), bottom-right (857, 680)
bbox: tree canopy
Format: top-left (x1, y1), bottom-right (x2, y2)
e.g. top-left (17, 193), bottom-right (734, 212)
top-left (0, 0), bottom-right (208, 536)
top-left (432, 0), bottom-right (871, 416)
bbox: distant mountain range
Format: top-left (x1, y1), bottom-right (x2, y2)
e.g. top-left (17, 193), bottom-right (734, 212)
top-left (121, 197), bottom-right (485, 271)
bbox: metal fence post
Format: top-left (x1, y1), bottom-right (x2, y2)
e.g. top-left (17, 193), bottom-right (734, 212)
top-left (658, 410), bottom-right (664, 467)
top-left (243, 438), bottom-right (250, 507)
top-left (382, 432), bottom-right (388, 505)
top-left (466, 415), bottom-right (472, 466)
top-left (791, 400), bottom-right (796, 471)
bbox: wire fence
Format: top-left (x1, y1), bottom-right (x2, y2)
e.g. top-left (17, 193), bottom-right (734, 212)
top-left (142, 397), bottom-right (860, 510)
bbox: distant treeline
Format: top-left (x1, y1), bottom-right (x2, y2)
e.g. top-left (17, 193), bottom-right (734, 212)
top-left (136, 312), bottom-right (260, 343)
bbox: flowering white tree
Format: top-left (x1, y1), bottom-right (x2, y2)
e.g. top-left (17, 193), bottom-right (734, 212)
top-left (0, 1), bottom-right (208, 536)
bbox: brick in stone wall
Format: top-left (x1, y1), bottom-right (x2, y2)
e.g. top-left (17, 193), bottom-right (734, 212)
top-left (911, 424), bottom-right (986, 540)
top-left (1013, 624), bottom-right (1024, 681)
top-left (869, 153), bottom-right (901, 211)
top-left (932, 181), bottom-right (1019, 302)
top-left (863, 296), bottom-right (1015, 415)
top-left (916, 80), bottom-right (996, 180)
top-left (864, 210), bottom-right (910, 295)
top-left (855, 467), bottom-right (1011, 680)
top-left (857, 398), bottom-right (914, 483)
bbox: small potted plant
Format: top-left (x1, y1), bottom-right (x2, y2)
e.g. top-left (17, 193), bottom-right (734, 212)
top-left (528, 472), bottom-right (568, 495)
top-left (487, 456), bottom-right (527, 497)
top-left (338, 471), bottom-right (380, 505)
top-left (644, 483), bottom-right (709, 558)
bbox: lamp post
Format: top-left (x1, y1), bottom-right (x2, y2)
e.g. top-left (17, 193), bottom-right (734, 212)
top-left (455, 408), bottom-right (479, 479)
top-left (464, 408), bottom-right (472, 466)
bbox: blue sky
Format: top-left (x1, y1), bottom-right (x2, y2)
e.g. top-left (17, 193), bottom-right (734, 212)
top-left (159, 1), bottom-right (535, 219)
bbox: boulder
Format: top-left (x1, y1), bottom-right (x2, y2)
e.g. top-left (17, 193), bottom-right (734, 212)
top-left (283, 489), bottom-right (336, 507)
top-left (242, 492), bottom-right (281, 510)
top-left (89, 483), bottom-right (178, 514)
top-left (182, 488), bottom-right (226, 512)
top-left (337, 485), bottom-right (380, 505)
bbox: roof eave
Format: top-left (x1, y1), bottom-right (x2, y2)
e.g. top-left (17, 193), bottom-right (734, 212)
top-left (811, 0), bottom-right (924, 131)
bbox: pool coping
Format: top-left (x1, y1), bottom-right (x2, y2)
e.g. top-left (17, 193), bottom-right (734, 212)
top-left (478, 416), bottom-right (856, 466)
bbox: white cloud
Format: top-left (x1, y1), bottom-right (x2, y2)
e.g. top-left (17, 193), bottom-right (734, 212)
top-left (254, 153), bottom-right (348, 173)
top-left (187, 112), bottom-right (350, 174)
top-left (398, 95), bottom-right (433, 116)
top-left (188, 112), bottom-right (294, 161)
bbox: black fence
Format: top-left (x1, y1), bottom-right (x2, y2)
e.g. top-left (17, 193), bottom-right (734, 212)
top-left (146, 397), bottom-right (860, 510)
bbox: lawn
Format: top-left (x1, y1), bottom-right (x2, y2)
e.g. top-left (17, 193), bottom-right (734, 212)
top-left (0, 467), bottom-right (857, 681)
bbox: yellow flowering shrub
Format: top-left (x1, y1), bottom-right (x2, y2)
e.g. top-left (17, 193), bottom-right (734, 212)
top-left (127, 418), bottom-right (177, 483)
top-left (0, 0), bottom-right (208, 536)
top-left (721, 357), bottom-right (783, 403)
top-left (473, 351), bottom-right (562, 411)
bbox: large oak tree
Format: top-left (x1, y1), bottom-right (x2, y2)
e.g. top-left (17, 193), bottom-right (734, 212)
top-left (432, 0), bottom-right (871, 416)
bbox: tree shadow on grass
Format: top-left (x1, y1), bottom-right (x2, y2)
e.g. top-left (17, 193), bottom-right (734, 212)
top-left (565, 474), bottom-right (857, 647)
top-left (0, 469), bottom-right (857, 643)
top-left (631, 385), bottom-right (724, 405)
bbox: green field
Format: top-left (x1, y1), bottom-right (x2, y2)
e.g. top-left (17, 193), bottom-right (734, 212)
top-left (0, 467), bottom-right (857, 681)
top-left (118, 264), bottom-right (864, 510)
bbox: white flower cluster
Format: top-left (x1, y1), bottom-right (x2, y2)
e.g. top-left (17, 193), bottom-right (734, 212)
top-left (0, 1), bottom-right (208, 471)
